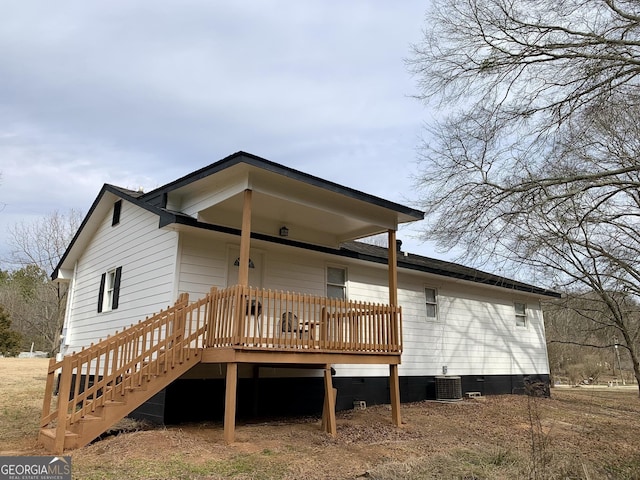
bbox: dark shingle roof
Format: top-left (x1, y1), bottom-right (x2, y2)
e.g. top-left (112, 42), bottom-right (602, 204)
top-left (341, 241), bottom-right (560, 298)
top-left (53, 153), bottom-right (558, 298)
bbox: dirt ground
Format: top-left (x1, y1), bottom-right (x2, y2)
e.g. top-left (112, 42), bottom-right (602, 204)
top-left (2, 358), bottom-right (640, 479)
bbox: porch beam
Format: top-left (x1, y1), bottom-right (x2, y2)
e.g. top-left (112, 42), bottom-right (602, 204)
top-left (238, 189), bottom-right (252, 287)
top-left (224, 362), bottom-right (238, 444)
top-left (201, 348), bottom-right (401, 365)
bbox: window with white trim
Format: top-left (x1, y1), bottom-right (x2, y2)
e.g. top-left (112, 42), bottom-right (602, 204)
top-left (425, 287), bottom-right (437, 319)
top-left (515, 302), bottom-right (527, 327)
top-left (98, 266), bottom-right (122, 313)
top-left (327, 266), bottom-right (346, 300)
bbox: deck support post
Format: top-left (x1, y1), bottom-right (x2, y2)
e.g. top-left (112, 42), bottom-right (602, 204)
top-left (322, 364), bottom-right (337, 436)
top-left (387, 229), bottom-right (402, 426)
top-left (224, 362), bottom-right (238, 444)
top-left (389, 363), bottom-right (401, 426)
top-left (238, 189), bottom-right (252, 288)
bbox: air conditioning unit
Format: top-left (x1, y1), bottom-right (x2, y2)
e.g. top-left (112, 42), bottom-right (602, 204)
top-left (435, 375), bottom-right (462, 401)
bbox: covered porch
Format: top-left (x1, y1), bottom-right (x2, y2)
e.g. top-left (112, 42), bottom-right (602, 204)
top-left (156, 157), bottom-right (423, 442)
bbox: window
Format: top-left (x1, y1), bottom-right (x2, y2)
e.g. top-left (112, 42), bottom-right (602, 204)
top-left (98, 266), bottom-right (122, 313)
top-left (327, 266), bottom-right (346, 300)
top-left (515, 302), bottom-right (527, 327)
top-left (425, 287), bottom-right (437, 319)
top-left (112, 200), bottom-right (122, 226)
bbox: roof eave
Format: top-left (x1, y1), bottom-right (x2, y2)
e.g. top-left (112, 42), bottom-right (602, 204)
top-left (141, 151), bottom-right (425, 221)
top-left (51, 185), bottom-right (164, 281)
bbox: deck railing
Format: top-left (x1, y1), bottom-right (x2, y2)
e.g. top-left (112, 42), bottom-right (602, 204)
top-left (43, 285), bottom-right (402, 429)
top-left (206, 285), bottom-right (402, 354)
top-left (40, 292), bottom-right (209, 439)
top-left (40, 286), bottom-right (401, 452)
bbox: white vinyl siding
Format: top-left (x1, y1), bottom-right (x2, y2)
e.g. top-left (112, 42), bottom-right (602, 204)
top-left (176, 234), bottom-right (228, 297)
top-left (431, 289), bottom-right (547, 376)
top-left (335, 268), bottom-right (549, 378)
top-left (64, 202), bottom-right (178, 352)
top-left (65, 216), bottom-right (550, 380)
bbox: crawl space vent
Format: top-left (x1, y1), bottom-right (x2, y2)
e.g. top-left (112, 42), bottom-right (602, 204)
top-left (435, 375), bottom-right (462, 401)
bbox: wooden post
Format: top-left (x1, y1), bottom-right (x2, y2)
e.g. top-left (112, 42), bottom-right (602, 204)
top-left (54, 355), bottom-right (73, 454)
top-left (322, 364), bottom-right (337, 436)
top-left (388, 229), bottom-right (398, 306)
top-left (238, 189), bottom-right (252, 287)
top-left (224, 362), bottom-right (238, 444)
top-left (40, 358), bottom-right (57, 424)
top-left (387, 230), bottom-right (402, 427)
top-left (389, 363), bottom-right (402, 426)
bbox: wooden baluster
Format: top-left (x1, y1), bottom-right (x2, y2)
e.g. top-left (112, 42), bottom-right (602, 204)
top-left (398, 307), bottom-right (403, 353)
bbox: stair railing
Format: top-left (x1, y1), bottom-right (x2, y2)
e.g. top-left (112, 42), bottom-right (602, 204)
top-left (40, 288), bottom-right (215, 453)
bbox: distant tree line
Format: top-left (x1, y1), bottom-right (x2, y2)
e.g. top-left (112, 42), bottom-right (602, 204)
top-left (0, 210), bottom-right (81, 356)
top-left (545, 293), bottom-right (639, 386)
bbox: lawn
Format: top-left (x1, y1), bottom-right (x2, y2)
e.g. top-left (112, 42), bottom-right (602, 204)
top-left (1, 358), bottom-right (639, 479)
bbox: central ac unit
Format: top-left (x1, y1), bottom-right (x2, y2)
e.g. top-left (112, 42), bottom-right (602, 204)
top-left (435, 375), bottom-right (462, 401)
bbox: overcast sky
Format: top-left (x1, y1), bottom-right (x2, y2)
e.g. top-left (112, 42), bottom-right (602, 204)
top-left (0, 1), bottom-right (440, 270)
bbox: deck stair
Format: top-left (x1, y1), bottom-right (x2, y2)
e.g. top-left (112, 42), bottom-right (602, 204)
top-left (39, 284), bottom-right (403, 452)
top-left (39, 291), bottom-right (212, 453)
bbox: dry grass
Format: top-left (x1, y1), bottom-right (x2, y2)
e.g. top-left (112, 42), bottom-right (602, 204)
top-left (0, 358), bottom-right (49, 454)
top-left (2, 358), bottom-right (640, 479)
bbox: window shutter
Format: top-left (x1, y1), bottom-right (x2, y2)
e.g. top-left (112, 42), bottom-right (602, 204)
top-left (112, 266), bottom-right (122, 310)
top-left (112, 200), bottom-right (122, 226)
top-left (97, 273), bottom-right (106, 313)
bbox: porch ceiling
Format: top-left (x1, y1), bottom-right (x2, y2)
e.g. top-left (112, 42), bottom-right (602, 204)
top-left (174, 161), bottom-right (422, 247)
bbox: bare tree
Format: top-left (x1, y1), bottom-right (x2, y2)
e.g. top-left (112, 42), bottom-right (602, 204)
top-left (8, 209), bottom-right (82, 274)
top-left (409, 0), bottom-right (640, 136)
top-left (545, 293), bottom-right (640, 384)
top-left (0, 265), bottom-right (62, 353)
top-left (409, 0), bottom-right (640, 394)
top-left (3, 210), bottom-right (82, 354)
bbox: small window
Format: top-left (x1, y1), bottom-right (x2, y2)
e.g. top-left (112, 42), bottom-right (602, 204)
top-left (515, 302), bottom-right (527, 327)
top-left (327, 266), bottom-right (346, 300)
top-left (112, 200), bottom-right (122, 226)
top-left (98, 266), bottom-right (122, 313)
top-left (425, 287), bottom-right (437, 319)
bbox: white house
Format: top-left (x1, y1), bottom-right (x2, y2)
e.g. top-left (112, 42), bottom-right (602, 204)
top-left (42, 151), bottom-right (558, 452)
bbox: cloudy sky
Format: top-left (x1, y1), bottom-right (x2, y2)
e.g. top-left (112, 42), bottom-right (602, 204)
top-left (0, 1), bottom-right (439, 269)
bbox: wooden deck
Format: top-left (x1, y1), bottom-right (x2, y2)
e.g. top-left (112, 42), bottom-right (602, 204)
top-left (205, 285), bottom-right (402, 360)
top-left (39, 285), bottom-right (403, 453)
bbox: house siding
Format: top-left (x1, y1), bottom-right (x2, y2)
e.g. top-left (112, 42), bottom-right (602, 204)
top-left (176, 234), bottom-right (228, 297)
top-left (172, 236), bottom-right (549, 382)
top-left (63, 202), bottom-right (178, 353)
top-left (328, 266), bottom-right (549, 379)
